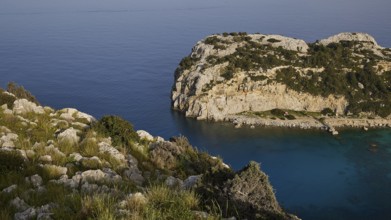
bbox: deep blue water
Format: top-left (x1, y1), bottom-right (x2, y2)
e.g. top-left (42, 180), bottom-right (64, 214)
top-left (1, 0), bottom-right (391, 219)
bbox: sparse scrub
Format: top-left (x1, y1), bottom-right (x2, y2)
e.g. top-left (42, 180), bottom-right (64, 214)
top-left (6, 82), bottom-right (39, 105)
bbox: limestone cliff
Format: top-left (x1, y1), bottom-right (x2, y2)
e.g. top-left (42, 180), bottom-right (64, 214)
top-left (172, 32), bottom-right (391, 124)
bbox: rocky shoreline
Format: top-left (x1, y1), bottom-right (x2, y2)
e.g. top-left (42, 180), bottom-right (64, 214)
top-left (225, 114), bottom-right (391, 135)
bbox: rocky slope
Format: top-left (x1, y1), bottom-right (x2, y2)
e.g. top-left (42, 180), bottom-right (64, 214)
top-left (0, 83), bottom-right (298, 219)
top-left (172, 32), bottom-right (391, 131)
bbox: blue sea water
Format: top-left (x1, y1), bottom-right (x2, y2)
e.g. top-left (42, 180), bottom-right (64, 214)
top-left (1, 0), bottom-right (391, 219)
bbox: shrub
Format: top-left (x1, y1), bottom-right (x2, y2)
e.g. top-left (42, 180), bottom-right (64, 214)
top-left (0, 150), bottom-right (25, 173)
top-left (286, 114), bottom-right (296, 120)
top-left (6, 82), bottom-right (39, 105)
top-left (267, 38), bottom-right (281, 43)
top-left (221, 70), bottom-right (234, 80)
top-left (93, 115), bottom-right (139, 147)
top-left (145, 185), bottom-right (199, 220)
top-left (0, 91), bottom-right (16, 109)
top-left (321, 108), bottom-right (334, 116)
top-left (270, 109), bottom-right (285, 117)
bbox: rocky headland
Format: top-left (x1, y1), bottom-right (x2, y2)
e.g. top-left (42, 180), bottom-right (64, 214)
top-left (0, 83), bottom-right (298, 219)
top-left (172, 32), bottom-right (391, 134)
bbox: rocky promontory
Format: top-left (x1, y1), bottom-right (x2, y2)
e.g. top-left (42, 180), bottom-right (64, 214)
top-left (0, 83), bottom-right (298, 219)
top-left (172, 32), bottom-right (391, 133)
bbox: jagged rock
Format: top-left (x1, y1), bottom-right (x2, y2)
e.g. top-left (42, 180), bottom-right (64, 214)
top-left (2, 184), bottom-right (17, 193)
top-left (30, 174), bottom-right (43, 188)
top-left (13, 99), bottom-right (44, 115)
top-left (98, 142), bottom-right (125, 162)
top-left (57, 128), bottom-right (80, 144)
top-left (150, 141), bottom-right (184, 169)
top-left (223, 161), bottom-right (285, 218)
top-left (14, 207), bottom-right (37, 220)
top-left (36, 203), bottom-right (55, 220)
top-left (136, 130), bottom-right (154, 141)
top-left (183, 175), bottom-right (202, 189)
top-left (11, 197), bottom-right (29, 211)
top-left (165, 176), bottom-right (183, 188)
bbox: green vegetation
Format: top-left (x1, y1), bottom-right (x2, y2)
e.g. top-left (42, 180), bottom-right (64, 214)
top-left (0, 84), bottom-right (296, 219)
top-left (182, 34), bottom-right (391, 117)
top-left (267, 38), bottom-right (281, 43)
top-left (93, 115), bottom-right (139, 147)
top-left (6, 82), bottom-right (39, 105)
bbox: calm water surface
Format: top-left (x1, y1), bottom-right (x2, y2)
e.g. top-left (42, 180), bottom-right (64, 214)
top-left (1, 0), bottom-right (391, 219)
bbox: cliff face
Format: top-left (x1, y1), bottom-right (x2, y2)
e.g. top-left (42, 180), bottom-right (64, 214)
top-left (172, 32), bottom-right (391, 122)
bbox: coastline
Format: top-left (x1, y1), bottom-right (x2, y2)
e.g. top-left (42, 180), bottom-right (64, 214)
top-left (224, 114), bottom-right (391, 134)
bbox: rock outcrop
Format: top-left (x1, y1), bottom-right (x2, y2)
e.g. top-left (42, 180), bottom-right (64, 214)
top-left (172, 32), bottom-right (391, 131)
top-left (0, 86), bottom-right (297, 219)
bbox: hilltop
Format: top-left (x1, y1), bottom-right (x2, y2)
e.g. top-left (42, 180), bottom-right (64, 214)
top-left (172, 32), bottom-right (391, 133)
top-left (0, 83), bottom-right (297, 219)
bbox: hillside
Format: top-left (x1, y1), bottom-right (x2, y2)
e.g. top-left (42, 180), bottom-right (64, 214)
top-left (172, 32), bottom-right (391, 132)
top-left (0, 83), bottom-right (297, 220)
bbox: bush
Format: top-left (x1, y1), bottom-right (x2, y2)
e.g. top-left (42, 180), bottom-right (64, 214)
top-left (0, 150), bottom-right (25, 173)
top-left (145, 185), bottom-right (199, 220)
top-left (286, 114), bottom-right (296, 120)
top-left (6, 82), bottom-right (39, 105)
top-left (267, 38), bottom-right (281, 43)
top-left (270, 109), bottom-right (285, 117)
top-left (93, 115), bottom-right (139, 147)
top-left (321, 108), bottom-right (334, 116)
top-left (0, 90), bottom-right (16, 109)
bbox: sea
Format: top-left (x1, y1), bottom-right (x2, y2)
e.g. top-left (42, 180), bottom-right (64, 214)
top-left (1, 0), bottom-right (391, 219)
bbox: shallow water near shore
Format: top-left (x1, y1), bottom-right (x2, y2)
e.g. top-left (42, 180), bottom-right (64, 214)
top-left (1, 0), bottom-right (391, 219)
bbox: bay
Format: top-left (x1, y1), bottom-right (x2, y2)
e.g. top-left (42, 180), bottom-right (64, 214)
top-left (1, 0), bottom-right (391, 218)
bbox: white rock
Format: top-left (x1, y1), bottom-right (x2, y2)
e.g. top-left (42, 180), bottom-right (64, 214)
top-left (98, 142), bottom-right (125, 162)
top-left (183, 175), bottom-right (202, 189)
top-left (59, 113), bottom-right (74, 121)
top-left (319, 32), bottom-right (379, 47)
top-left (69, 152), bottom-right (83, 162)
top-left (136, 130), bottom-right (154, 141)
top-left (30, 174), bottom-right (43, 188)
top-left (39, 155), bottom-right (52, 163)
top-left (13, 99), bottom-right (44, 115)
top-left (57, 128), bottom-right (80, 144)
top-left (11, 197), bottom-right (29, 211)
top-left (14, 207), bottom-right (36, 220)
top-left (2, 184), bottom-right (17, 193)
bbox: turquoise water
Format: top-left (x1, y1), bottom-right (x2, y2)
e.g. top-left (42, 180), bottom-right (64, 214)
top-left (1, 0), bottom-right (391, 218)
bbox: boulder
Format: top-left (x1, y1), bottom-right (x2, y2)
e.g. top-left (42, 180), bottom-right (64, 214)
top-left (30, 174), bottom-right (43, 188)
top-left (2, 184), bottom-right (17, 193)
top-left (14, 207), bottom-right (36, 220)
top-left (11, 197), bottom-right (29, 212)
top-left (57, 128), bottom-right (80, 144)
top-left (13, 99), bottom-right (44, 115)
top-left (98, 142), bottom-right (125, 162)
top-left (136, 130), bottom-right (154, 141)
